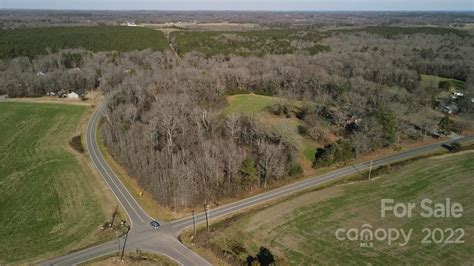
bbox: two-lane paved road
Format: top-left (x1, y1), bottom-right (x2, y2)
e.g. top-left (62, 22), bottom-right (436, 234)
top-left (169, 134), bottom-right (474, 231)
top-left (43, 108), bottom-right (211, 266)
top-left (43, 106), bottom-right (474, 265)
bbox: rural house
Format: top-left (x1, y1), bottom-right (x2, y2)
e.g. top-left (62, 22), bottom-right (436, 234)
top-left (67, 89), bottom-right (86, 100)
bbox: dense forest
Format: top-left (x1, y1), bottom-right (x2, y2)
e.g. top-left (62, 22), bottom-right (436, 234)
top-left (1, 20), bottom-right (473, 208)
top-left (170, 29), bottom-right (331, 56)
top-left (0, 26), bottom-right (168, 58)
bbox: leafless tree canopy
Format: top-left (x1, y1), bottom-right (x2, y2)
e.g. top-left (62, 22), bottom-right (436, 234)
top-left (1, 14), bottom-right (473, 208)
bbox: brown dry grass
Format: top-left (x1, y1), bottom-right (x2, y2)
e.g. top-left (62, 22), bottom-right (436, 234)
top-left (83, 251), bottom-right (177, 266)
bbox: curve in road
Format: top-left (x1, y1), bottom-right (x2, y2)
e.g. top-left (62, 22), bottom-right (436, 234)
top-left (43, 106), bottom-right (474, 265)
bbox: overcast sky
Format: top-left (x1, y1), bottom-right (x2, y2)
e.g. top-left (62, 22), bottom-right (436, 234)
top-left (1, 0), bottom-right (473, 11)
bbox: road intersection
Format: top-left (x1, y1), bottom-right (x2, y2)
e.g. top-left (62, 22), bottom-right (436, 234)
top-left (42, 107), bottom-right (474, 265)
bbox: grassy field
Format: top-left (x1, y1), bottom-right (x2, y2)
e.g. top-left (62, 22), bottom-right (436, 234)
top-left (171, 29), bottom-right (330, 56)
top-left (0, 102), bottom-right (115, 263)
top-left (0, 26), bottom-right (169, 58)
top-left (224, 93), bottom-right (286, 115)
top-left (184, 151), bottom-right (474, 264)
top-left (421, 74), bottom-right (465, 90)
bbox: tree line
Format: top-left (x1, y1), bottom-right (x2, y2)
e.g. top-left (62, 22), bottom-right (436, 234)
top-left (0, 26), bottom-right (168, 59)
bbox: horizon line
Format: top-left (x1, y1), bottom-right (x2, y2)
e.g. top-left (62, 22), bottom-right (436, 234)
top-left (1, 8), bottom-right (473, 12)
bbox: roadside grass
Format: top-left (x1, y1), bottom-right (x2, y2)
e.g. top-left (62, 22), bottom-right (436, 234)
top-left (82, 250), bottom-right (177, 266)
top-left (0, 102), bottom-right (116, 263)
top-left (184, 150), bottom-right (474, 264)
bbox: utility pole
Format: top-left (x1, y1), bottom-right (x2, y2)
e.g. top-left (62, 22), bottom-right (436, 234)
top-left (120, 226), bottom-right (130, 261)
top-left (116, 231), bottom-right (121, 258)
top-left (368, 160), bottom-right (373, 181)
top-left (204, 204), bottom-right (209, 232)
top-left (192, 210), bottom-right (196, 238)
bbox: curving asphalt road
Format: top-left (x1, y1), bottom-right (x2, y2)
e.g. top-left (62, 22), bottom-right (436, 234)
top-left (42, 107), bottom-right (211, 266)
top-left (42, 107), bottom-right (474, 265)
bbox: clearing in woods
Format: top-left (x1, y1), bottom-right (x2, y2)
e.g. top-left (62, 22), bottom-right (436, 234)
top-left (420, 74), bottom-right (465, 90)
top-left (0, 102), bottom-right (115, 263)
top-left (224, 93), bottom-right (325, 173)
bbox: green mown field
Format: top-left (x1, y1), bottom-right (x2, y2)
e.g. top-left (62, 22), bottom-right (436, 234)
top-left (188, 151), bottom-right (474, 264)
top-left (224, 94), bottom-right (285, 115)
top-left (0, 102), bottom-right (113, 263)
top-left (0, 26), bottom-right (169, 58)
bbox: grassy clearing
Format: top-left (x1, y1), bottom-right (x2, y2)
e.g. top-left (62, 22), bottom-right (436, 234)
top-left (0, 26), bottom-right (169, 58)
top-left (303, 139), bottom-right (317, 162)
top-left (421, 74), bottom-right (465, 90)
top-left (186, 151), bottom-right (474, 264)
top-left (0, 102), bottom-right (115, 263)
top-left (224, 93), bottom-right (286, 115)
top-left (224, 93), bottom-right (318, 173)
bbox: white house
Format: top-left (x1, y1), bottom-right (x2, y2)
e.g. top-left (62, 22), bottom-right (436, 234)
top-left (127, 22), bottom-right (137, 27)
top-left (67, 91), bottom-right (79, 99)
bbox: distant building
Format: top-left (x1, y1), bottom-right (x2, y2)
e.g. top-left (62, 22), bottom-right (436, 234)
top-left (67, 89), bottom-right (86, 100)
top-left (68, 91), bottom-right (79, 99)
top-left (127, 22), bottom-right (137, 27)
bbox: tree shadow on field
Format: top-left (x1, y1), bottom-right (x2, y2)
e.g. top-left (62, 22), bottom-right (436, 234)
top-left (246, 246), bottom-right (275, 266)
